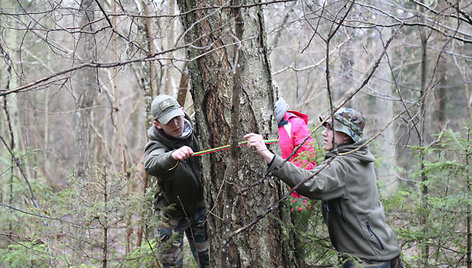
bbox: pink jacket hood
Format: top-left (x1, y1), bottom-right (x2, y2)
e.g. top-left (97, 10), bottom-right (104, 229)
top-left (285, 110), bottom-right (309, 124)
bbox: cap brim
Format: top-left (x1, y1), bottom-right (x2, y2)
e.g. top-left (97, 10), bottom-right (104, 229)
top-left (158, 108), bottom-right (184, 124)
top-left (319, 115), bottom-right (331, 127)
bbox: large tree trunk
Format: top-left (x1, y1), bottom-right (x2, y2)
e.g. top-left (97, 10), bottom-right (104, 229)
top-left (177, 0), bottom-right (295, 266)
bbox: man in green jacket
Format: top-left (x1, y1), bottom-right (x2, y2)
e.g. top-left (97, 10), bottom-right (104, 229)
top-left (244, 107), bottom-right (402, 268)
top-left (144, 94), bottom-right (209, 268)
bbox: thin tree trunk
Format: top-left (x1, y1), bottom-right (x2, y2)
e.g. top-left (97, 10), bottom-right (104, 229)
top-left (74, 0), bottom-right (99, 180)
top-left (419, 13), bottom-right (430, 266)
top-left (136, 171), bottom-right (148, 248)
top-left (435, 51), bottom-right (447, 130)
top-left (2, 60), bottom-right (15, 249)
top-left (436, 63), bottom-right (446, 125)
top-left (136, 0), bottom-right (159, 247)
top-left (339, 28), bottom-right (354, 105)
top-left (102, 167), bottom-right (109, 268)
top-left (1, 19), bottom-right (17, 250)
top-left (163, 0), bottom-right (177, 95)
top-left (6, 100), bottom-right (14, 251)
top-left (467, 130), bottom-right (471, 268)
top-left (456, 46), bottom-right (472, 121)
top-left (141, 0), bottom-right (158, 129)
top-left (176, 62), bottom-right (189, 106)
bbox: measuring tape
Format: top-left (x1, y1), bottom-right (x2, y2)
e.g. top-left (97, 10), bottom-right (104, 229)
top-left (193, 139), bottom-right (279, 156)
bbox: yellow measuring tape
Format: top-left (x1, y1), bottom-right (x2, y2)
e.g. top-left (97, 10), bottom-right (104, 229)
top-left (193, 139), bottom-right (279, 156)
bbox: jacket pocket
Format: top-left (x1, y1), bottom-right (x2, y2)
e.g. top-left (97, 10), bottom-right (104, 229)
top-left (339, 202), bottom-right (346, 223)
top-left (366, 221), bottom-right (385, 250)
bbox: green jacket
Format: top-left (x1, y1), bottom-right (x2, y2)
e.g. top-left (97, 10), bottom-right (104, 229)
top-left (269, 139), bottom-right (401, 261)
top-left (144, 116), bottom-right (204, 217)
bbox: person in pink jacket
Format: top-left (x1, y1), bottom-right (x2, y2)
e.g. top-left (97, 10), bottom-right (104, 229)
top-left (275, 98), bottom-right (317, 211)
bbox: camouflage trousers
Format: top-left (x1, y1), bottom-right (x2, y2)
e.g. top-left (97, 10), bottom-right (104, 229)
top-left (342, 255), bottom-right (403, 268)
top-left (156, 207), bottom-right (210, 268)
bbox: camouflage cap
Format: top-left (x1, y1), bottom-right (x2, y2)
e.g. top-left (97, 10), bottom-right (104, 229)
top-left (319, 107), bottom-right (365, 143)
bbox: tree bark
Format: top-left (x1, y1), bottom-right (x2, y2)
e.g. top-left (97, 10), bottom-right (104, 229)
top-left (136, 0), bottom-right (160, 247)
top-left (74, 0), bottom-right (99, 180)
top-left (176, 62), bottom-right (189, 106)
top-left (419, 8), bottom-right (430, 266)
top-left (177, 0), bottom-right (295, 266)
top-left (1, 37), bottom-right (16, 249)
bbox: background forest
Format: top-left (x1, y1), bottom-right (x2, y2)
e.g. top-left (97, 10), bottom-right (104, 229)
top-left (1, 0), bottom-right (472, 267)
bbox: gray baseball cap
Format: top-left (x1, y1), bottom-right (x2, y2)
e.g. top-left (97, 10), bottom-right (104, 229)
top-left (151, 95), bottom-right (184, 124)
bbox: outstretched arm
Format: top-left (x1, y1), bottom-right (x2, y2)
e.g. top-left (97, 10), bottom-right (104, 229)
top-left (144, 144), bottom-right (194, 176)
top-left (244, 133), bottom-right (345, 200)
top-left (244, 133), bottom-right (275, 163)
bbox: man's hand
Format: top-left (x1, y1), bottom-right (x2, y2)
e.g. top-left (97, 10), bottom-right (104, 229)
top-left (244, 133), bottom-right (275, 163)
top-left (171, 146), bottom-right (194, 161)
